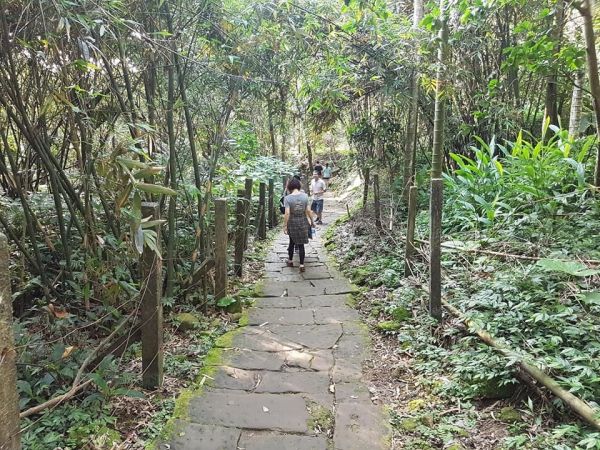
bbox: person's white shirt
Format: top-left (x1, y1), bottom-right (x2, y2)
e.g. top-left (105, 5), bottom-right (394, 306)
top-left (310, 178), bottom-right (326, 201)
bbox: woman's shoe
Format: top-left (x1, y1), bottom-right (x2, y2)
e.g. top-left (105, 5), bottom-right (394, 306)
top-left (286, 260), bottom-right (294, 267)
top-left (299, 265), bottom-right (305, 272)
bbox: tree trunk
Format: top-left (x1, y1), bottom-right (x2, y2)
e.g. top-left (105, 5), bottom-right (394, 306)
top-left (576, 0), bottom-right (600, 186)
top-left (373, 173), bottom-right (382, 229)
top-left (267, 98), bottom-right (277, 156)
top-left (362, 167), bottom-right (370, 210)
top-left (165, 38), bottom-right (178, 297)
top-left (569, 71), bottom-right (584, 138)
top-left (307, 140), bottom-right (314, 172)
top-left (0, 234), bottom-right (20, 449)
top-left (402, 0), bottom-right (424, 201)
top-left (543, 0), bottom-right (565, 131)
top-left (429, 0), bottom-right (449, 322)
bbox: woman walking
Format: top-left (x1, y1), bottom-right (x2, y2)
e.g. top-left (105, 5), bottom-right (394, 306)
top-left (283, 177), bottom-right (314, 272)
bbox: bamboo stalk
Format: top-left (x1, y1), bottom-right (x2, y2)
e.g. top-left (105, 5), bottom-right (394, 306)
top-left (443, 299), bottom-right (600, 431)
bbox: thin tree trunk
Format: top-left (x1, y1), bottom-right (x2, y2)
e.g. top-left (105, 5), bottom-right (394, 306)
top-left (429, 0), bottom-right (449, 322)
top-left (165, 36), bottom-right (178, 297)
top-left (402, 0), bottom-right (424, 201)
top-left (576, 0), bottom-right (600, 186)
top-left (543, 0), bottom-right (565, 130)
top-left (569, 71), bottom-right (584, 138)
top-left (267, 98), bottom-right (277, 156)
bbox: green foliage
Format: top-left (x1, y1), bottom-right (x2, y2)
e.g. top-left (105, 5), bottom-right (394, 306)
top-left (444, 131), bottom-right (595, 231)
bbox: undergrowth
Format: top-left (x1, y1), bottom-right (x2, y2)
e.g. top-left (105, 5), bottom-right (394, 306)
top-left (327, 131), bottom-right (600, 449)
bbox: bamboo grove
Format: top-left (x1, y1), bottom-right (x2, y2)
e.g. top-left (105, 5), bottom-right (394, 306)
top-left (3, 0), bottom-right (600, 447)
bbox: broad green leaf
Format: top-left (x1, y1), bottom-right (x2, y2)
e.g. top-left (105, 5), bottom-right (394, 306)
top-left (536, 259), bottom-right (600, 277)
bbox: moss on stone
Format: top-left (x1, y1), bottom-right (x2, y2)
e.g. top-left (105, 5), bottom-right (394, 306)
top-left (498, 406), bottom-right (521, 423)
top-left (376, 320), bottom-right (401, 332)
top-left (399, 418), bottom-right (419, 432)
top-left (238, 310), bottom-right (249, 327)
top-left (306, 401), bottom-right (334, 432)
top-left (174, 312), bottom-right (201, 331)
top-left (391, 306), bottom-right (411, 322)
top-left (475, 377), bottom-right (518, 400)
top-left (351, 267), bottom-right (372, 285)
top-left (407, 399), bottom-right (425, 411)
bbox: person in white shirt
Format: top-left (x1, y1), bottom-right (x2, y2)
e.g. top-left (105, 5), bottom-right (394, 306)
top-left (310, 170), bottom-right (327, 224)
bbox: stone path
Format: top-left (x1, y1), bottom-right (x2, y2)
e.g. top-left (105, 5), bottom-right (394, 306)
top-left (162, 196), bottom-right (390, 450)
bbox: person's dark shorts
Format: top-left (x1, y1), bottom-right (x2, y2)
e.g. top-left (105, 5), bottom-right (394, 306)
top-left (311, 199), bottom-right (324, 213)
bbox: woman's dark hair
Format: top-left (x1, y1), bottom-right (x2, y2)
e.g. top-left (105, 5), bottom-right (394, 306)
top-left (287, 178), bottom-right (301, 191)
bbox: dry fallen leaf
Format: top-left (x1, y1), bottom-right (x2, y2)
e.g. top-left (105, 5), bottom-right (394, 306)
top-left (62, 346), bottom-right (76, 359)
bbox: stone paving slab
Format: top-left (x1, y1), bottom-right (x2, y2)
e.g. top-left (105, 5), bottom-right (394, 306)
top-left (159, 421), bottom-right (240, 450)
top-left (247, 308), bottom-right (315, 326)
top-left (262, 279), bottom-right (357, 297)
top-left (217, 349), bottom-right (286, 371)
top-left (239, 432), bottom-right (328, 450)
top-left (334, 401), bottom-right (390, 450)
top-left (264, 272), bottom-right (305, 281)
top-left (267, 323), bottom-right (343, 349)
top-left (255, 370), bottom-right (331, 394)
top-left (284, 348), bottom-right (335, 371)
top-left (253, 296), bottom-right (302, 308)
top-left (334, 382), bottom-right (373, 403)
top-left (211, 366), bottom-right (258, 391)
top-left (189, 390), bottom-right (309, 433)
top-left (314, 307), bottom-right (360, 324)
top-left (301, 294), bottom-right (349, 308)
top-left (229, 328), bottom-right (304, 352)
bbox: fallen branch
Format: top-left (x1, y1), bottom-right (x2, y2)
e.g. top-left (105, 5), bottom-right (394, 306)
top-left (443, 299), bottom-right (600, 431)
top-left (413, 237), bottom-right (600, 265)
top-left (20, 311), bottom-right (134, 418)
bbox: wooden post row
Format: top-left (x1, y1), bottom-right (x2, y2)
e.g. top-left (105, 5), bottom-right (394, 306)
top-left (234, 189), bottom-right (246, 278)
top-left (258, 182), bottom-right (267, 240)
top-left (243, 178), bottom-right (253, 250)
top-left (429, 178), bottom-right (443, 321)
top-left (404, 184), bottom-right (418, 278)
top-left (0, 234), bottom-right (20, 449)
top-left (268, 178), bottom-right (275, 229)
top-left (140, 202), bottom-right (164, 389)
top-left (214, 199), bottom-right (228, 300)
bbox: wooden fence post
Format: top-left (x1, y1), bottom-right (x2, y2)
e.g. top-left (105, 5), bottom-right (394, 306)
top-left (429, 178), bottom-right (443, 321)
top-left (234, 189), bottom-right (246, 278)
top-left (214, 198), bottom-right (228, 301)
top-left (140, 202), bottom-right (163, 389)
top-left (0, 234), bottom-right (20, 449)
top-left (268, 178), bottom-right (275, 229)
top-left (243, 178), bottom-right (253, 250)
top-left (258, 182), bottom-right (267, 240)
top-left (404, 184), bottom-right (418, 277)
top-left (373, 173), bottom-right (382, 229)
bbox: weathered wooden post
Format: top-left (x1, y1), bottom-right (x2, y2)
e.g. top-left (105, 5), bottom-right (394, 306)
top-left (268, 178), bottom-right (275, 229)
top-left (404, 184), bottom-right (418, 277)
top-left (430, 179), bottom-right (443, 321)
top-left (373, 173), bottom-right (382, 229)
top-left (214, 198), bottom-right (228, 300)
top-left (140, 203), bottom-right (163, 389)
top-left (258, 182), bottom-right (267, 240)
top-left (243, 178), bottom-right (253, 250)
top-left (234, 189), bottom-right (246, 278)
top-left (0, 234), bottom-right (20, 449)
